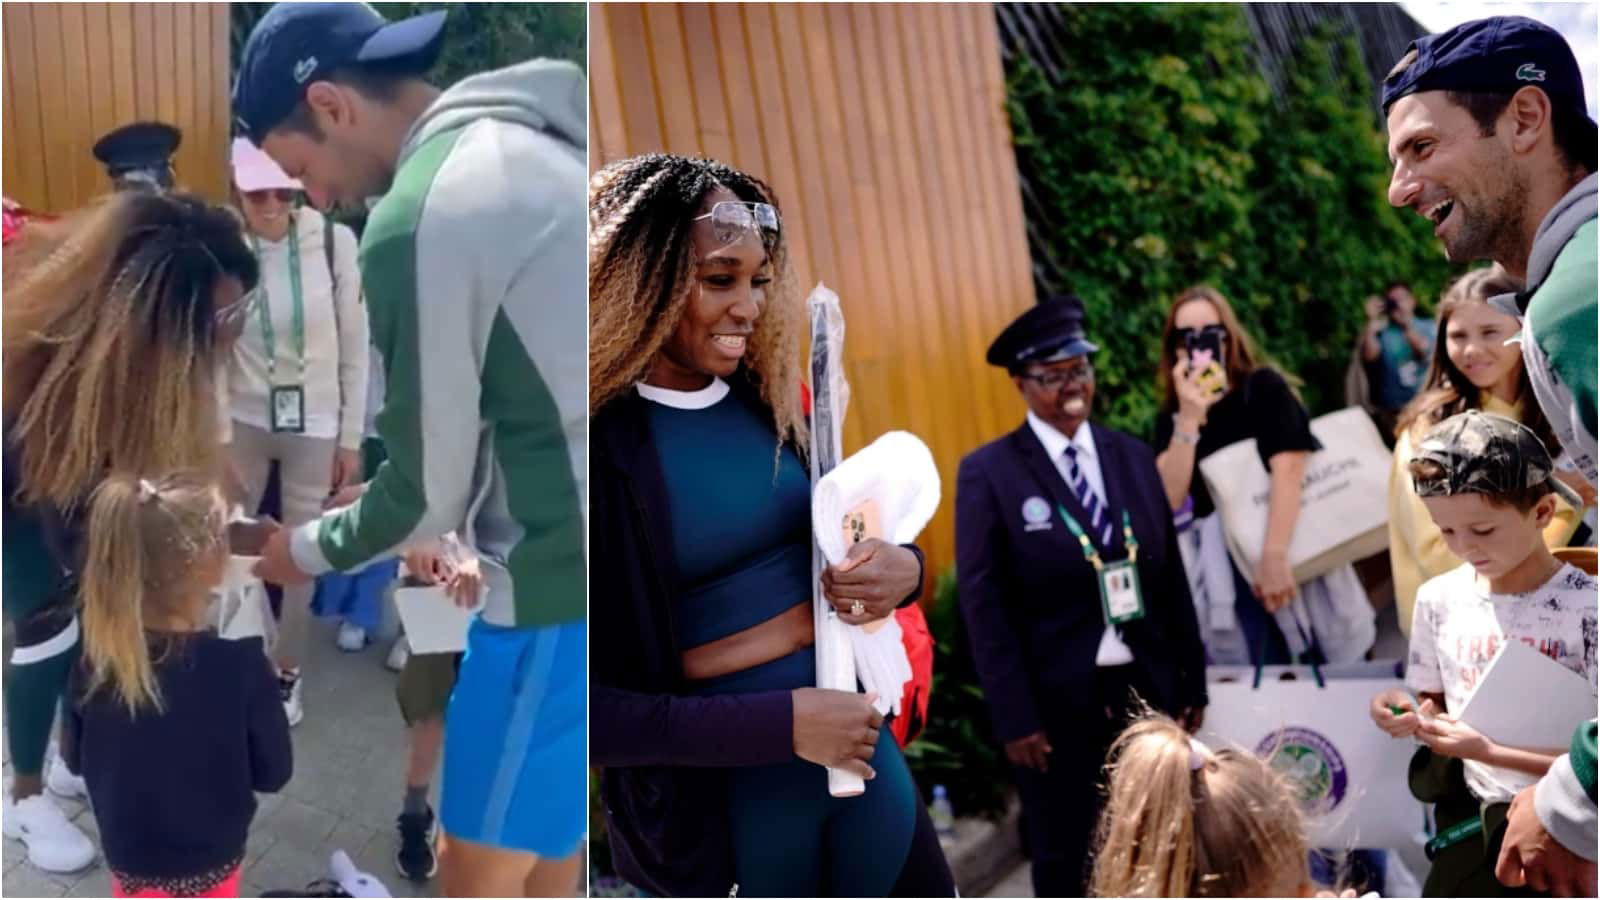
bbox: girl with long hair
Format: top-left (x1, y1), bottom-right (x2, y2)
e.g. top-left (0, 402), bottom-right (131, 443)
top-left (222, 138), bottom-right (369, 724)
top-left (589, 153), bottom-right (955, 897)
top-left (1153, 286), bottom-right (1334, 666)
top-left (65, 472), bottom-right (291, 898)
top-left (2, 190), bottom-right (258, 874)
top-left (1091, 714), bottom-right (1316, 897)
top-left (1387, 265), bottom-right (1585, 634)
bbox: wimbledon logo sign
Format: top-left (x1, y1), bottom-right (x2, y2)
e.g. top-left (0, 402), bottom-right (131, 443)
top-left (1256, 727), bottom-right (1349, 817)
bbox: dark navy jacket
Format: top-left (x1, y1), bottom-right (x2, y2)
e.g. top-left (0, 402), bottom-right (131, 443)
top-left (955, 420), bottom-right (1207, 745)
top-left (591, 374), bottom-right (924, 897)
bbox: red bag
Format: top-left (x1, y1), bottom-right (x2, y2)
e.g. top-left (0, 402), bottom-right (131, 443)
top-left (891, 602), bottom-right (934, 746)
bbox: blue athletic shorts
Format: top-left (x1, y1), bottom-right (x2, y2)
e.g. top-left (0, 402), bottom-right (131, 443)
top-left (440, 617), bottom-right (586, 858)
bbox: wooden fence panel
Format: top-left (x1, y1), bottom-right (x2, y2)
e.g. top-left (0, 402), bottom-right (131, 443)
top-left (2, 2), bottom-right (231, 212)
top-left (591, 2), bottom-right (1039, 572)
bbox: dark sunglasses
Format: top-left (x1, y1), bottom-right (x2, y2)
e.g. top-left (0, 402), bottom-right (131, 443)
top-left (1019, 361), bottom-right (1094, 390)
top-left (693, 200), bottom-right (780, 249)
top-left (243, 189), bottom-right (297, 205)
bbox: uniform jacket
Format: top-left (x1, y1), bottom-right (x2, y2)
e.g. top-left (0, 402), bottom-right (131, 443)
top-left (955, 419), bottom-right (1208, 744)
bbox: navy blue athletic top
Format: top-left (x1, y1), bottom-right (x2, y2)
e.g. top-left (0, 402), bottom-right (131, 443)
top-left (643, 380), bottom-right (813, 652)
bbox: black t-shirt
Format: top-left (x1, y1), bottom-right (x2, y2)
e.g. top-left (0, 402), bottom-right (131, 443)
top-left (1153, 367), bottom-right (1321, 518)
top-left (64, 633), bottom-right (292, 880)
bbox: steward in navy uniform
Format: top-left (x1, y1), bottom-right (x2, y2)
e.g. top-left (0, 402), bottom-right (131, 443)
top-left (955, 294), bottom-right (1208, 896)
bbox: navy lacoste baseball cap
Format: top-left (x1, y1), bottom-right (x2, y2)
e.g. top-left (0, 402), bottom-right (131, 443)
top-left (1382, 15), bottom-right (1595, 139)
top-left (234, 2), bottom-right (448, 144)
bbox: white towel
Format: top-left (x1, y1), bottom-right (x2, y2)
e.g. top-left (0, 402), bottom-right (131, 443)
top-left (812, 431), bottom-right (941, 716)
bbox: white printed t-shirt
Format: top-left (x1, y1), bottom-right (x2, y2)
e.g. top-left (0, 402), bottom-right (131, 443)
top-left (1406, 561), bottom-right (1599, 803)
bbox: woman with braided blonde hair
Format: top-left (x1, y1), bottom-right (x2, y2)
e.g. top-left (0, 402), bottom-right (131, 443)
top-left (590, 153), bottom-right (954, 897)
top-left (2, 190), bottom-right (259, 875)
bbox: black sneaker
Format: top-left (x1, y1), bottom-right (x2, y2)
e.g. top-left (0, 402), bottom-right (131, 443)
top-left (395, 806), bottom-right (438, 882)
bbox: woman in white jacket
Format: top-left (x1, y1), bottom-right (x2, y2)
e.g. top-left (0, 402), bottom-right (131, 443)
top-left (223, 138), bottom-right (368, 726)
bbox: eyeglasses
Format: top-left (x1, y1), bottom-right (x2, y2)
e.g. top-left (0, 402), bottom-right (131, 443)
top-left (1019, 362), bottom-right (1094, 390)
top-left (243, 189), bottom-right (297, 205)
top-left (214, 288), bottom-right (261, 332)
top-left (693, 200), bottom-right (780, 249)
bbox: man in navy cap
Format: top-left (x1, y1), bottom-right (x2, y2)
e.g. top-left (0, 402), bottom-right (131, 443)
top-left (1384, 20), bottom-right (1597, 894)
top-left (91, 122), bottom-right (181, 191)
top-left (1383, 16), bottom-right (1595, 490)
top-left (237, 3), bottom-right (587, 896)
top-left (955, 295), bottom-right (1207, 896)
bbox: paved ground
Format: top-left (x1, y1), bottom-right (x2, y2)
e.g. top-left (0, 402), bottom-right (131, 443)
top-left (4, 613), bottom-right (580, 898)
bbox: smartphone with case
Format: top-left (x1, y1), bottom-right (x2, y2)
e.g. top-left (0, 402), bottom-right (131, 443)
top-left (1185, 327), bottom-right (1229, 397)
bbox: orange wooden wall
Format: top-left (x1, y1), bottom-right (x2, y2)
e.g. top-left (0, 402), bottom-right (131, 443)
top-left (591, 2), bottom-right (1038, 572)
top-left (3, 3), bottom-right (231, 213)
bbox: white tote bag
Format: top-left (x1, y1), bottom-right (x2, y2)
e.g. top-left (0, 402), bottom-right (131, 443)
top-left (1201, 660), bottom-right (1421, 849)
top-left (1198, 406), bottom-right (1390, 584)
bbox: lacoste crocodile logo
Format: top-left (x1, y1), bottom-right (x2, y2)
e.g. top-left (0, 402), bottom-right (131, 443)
top-left (294, 56), bottom-right (319, 84)
top-left (1516, 62), bottom-right (1546, 82)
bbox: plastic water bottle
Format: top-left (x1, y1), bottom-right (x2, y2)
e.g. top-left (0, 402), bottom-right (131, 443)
top-left (930, 784), bottom-right (955, 838)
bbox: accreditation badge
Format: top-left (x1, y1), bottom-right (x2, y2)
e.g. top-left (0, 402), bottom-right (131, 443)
top-left (1098, 559), bottom-right (1146, 626)
top-left (269, 385), bottom-right (306, 434)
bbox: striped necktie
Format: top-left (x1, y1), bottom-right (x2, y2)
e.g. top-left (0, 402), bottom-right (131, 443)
top-left (1063, 445), bottom-right (1113, 547)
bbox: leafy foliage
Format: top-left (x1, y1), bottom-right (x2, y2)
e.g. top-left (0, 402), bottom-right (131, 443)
top-left (1006, 5), bottom-right (1457, 438)
top-left (902, 566), bottom-right (1013, 820)
top-left (229, 3), bottom-right (585, 89)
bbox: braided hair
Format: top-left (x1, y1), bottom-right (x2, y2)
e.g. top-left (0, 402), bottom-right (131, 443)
top-left (589, 153), bottom-right (807, 450)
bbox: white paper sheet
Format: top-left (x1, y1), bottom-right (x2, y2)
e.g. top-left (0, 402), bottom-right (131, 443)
top-left (393, 585), bottom-right (482, 655)
top-left (1458, 640), bottom-right (1596, 749)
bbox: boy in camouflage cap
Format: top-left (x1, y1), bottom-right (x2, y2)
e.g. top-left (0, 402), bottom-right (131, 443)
top-left (1410, 410), bottom-right (1585, 510)
top-left (1369, 410), bottom-right (1597, 896)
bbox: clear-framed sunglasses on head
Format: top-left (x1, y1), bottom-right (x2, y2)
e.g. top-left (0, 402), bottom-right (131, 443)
top-left (694, 200), bottom-right (780, 250)
top-left (214, 287), bottom-right (262, 333)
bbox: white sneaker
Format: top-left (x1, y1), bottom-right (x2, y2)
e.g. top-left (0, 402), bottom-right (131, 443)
top-left (44, 747), bottom-right (87, 800)
top-left (1, 789), bottom-right (96, 873)
top-left (385, 637), bottom-right (410, 673)
top-left (336, 622), bottom-right (368, 652)
top-left (278, 667), bottom-right (304, 727)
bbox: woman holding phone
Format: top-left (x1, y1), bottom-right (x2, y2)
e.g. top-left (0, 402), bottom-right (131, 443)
top-left (1152, 285), bottom-right (1319, 665)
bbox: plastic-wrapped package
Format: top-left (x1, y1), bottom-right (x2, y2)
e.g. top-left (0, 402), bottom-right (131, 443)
top-left (807, 283), bottom-right (864, 798)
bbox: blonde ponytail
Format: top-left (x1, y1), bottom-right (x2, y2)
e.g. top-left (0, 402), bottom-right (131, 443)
top-left (81, 476), bottom-right (161, 712)
top-left (1092, 716), bottom-right (1205, 896)
top-left (80, 472), bottom-right (227, 715)
top-left (1091, 714), bottom-right (1309, 897)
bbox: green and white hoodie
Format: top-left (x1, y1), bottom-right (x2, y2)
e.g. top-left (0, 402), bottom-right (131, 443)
top-left (290, 59), bottom-right (587, 628)
top-left (1495, 173), bottom-right (1598, 488)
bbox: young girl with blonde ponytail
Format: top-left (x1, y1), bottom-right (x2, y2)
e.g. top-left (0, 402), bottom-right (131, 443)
top-left (62, 472), bottom-right (291, 899)
top-left (1092, 714), bottom-right (1321, 897)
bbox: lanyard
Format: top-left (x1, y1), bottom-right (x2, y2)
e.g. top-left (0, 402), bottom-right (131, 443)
top-left (1056, 505), bottom-right (1137, 570)
top-left (251, 215), bottom-right (305, 382)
